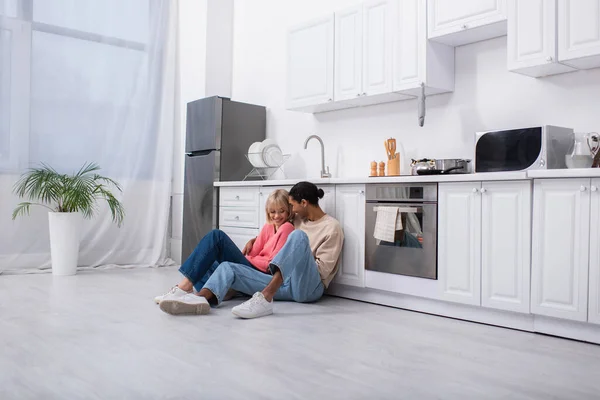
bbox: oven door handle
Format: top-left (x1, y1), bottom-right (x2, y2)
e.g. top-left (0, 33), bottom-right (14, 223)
top-left (373, 206), bottom-right (419, 213)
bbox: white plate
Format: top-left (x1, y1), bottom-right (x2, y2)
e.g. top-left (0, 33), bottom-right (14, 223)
top-left (258, 139), bottom-right (276, 167)
top-left (248, 142), bottom-right (266, 168)
top-left (263, 144), bottom-right (283, 167)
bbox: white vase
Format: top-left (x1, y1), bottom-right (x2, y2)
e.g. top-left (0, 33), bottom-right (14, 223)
top-left (48, 212), bottom-right (82, 276)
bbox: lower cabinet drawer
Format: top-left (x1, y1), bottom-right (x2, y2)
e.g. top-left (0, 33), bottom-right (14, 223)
top-left (219, 206), bottom-right (259, 228)
top-left (220, 227), bottom-right (260, 251)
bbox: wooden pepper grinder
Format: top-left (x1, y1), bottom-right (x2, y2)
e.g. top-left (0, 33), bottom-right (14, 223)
top-left (378, 161), bottom-right (385, 177)
top-left (370, 161), bottom-right (377, 177)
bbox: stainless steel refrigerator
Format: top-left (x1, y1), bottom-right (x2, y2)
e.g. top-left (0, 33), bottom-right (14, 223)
top-left (182, 96), bottom-right (266, 260)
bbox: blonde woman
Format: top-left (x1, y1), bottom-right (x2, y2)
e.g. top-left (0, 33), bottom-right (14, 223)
top-left (155, 189), bottom-right (294, 308)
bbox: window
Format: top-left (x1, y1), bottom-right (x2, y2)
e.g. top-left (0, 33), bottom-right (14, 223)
top-left (0, 14), bottom-right (30, 171)
top-left (0, 0), bottom-right (155, 175)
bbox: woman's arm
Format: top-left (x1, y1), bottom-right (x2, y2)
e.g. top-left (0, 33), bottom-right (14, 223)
top-left (242, 238), bottom-right (256, 255)
top-left (246, 224), bottom-right (269, 257)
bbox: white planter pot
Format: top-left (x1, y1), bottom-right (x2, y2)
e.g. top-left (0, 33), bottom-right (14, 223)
top-left (48, 212), bottom-right (82, 276)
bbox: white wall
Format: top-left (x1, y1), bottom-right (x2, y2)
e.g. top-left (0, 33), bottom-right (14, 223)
top-left (205, 0), bottom-right (234, 97)
top-left (232, 0), bottom-right (600, 179)
top-left (171, 0), bottom-right (208, 263)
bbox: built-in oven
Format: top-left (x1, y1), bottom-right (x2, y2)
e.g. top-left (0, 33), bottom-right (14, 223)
top-left (365, 183), bottom-right (438, 279)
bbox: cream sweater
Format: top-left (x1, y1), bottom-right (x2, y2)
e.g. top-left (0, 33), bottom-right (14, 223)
top-left (294, 214), bottom-right (344, 288)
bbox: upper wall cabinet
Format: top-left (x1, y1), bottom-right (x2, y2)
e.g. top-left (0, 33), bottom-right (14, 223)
top-left (558, 0), bottom-right (600, 69)
top-left (428, 0), bottom-right (508, 46)
top-left (334, 5), bottom-right (363, 102)
top-left (287, 16), bottom-right (355, 113)
top-left (507, 0), bottom-right (576, 77)
top-left (334, 0), bottom-right (413, 107)
top-left (394, 0), bottom-right (454, 96)
top-left (288, 0), bottom-right (455, 113)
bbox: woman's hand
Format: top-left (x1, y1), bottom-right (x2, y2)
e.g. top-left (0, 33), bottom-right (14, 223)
top-left (242, 237), bottom-right (256, 255)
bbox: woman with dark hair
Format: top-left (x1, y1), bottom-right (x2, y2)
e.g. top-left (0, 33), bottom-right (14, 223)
top-left (159, 181), bottom-right (344, 319)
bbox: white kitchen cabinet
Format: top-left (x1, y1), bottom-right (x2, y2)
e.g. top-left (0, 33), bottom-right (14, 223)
top-left (393, 0), bottom-right (454, 96)
top-left (287, 16), bottom-right (353, 113)
top-left (481, 181), bottom-right (531, 313)
top-left (334, 5), bottom-right (363, 102)
top-left (334, 1), bottom-right (413, 106)
top-left (220, 226), bottom-right (260, 251)
top-left (507, 0), bottom-right (576, 77)
top-left (428, 0), bottom-right (508, 47)
top-left (588, 178), bottom-right (600, 325)
top-left (558, 0), bottom-right (600, 69)
top-left (333, 185), bottom-right (366, 287)
top-left (438, 182), bottom-right (482, 305)
top-left (219, 207), bottom-right (260, 229)
top-left (531, 179), bottom-right (590, 322)
top-left (320, 185), bottom-right (336, 218)
top-left (362, 0), bottom-right (395, 97)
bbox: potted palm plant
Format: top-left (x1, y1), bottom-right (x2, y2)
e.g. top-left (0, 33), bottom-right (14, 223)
top-left (12, 162), bottom-right (125, 276)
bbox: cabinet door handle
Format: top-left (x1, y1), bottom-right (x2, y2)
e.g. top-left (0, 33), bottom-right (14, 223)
top-left (581, 186), bottom-right (587, 192)
top-left (359, 190), bottom-right (365, 195)
top-left (472, 188), bottom-right (478, 193)
top-left (234, 216), bottom-right (240, 220)
top-left (546, 56), bottom-right (553, 62)
top-left (327, 98), bottom-right (333, 102)
top-left (461, 24), bottom-right (468, 30)
top-left (592, 186), bottom-right (598, 192)
top-left (480, 188), bottom-right (487, 194)
top-left (235, 195), bottom-right (240, 200)
top-left (362, 92), bottom-right (367, 96)
top-left (356, 93), bottom-right (361, 97)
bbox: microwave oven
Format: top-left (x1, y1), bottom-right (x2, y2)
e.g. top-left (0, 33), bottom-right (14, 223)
top-left (474, 126), bottom-right (573, 173)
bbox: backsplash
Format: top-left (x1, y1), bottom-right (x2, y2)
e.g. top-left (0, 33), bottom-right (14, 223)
top-left (232, 0), bottom-right (600, 180)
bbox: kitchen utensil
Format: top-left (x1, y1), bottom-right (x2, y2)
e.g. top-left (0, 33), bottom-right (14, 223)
top-left (586, 132), bottom-right (600, 168)
top-left (384, 141), bottom-right (392, 160)
top-left (387, 138), bottom-right (396, 159)
top-left (410, 158), bottom-right (435, 175)
top-left (434, 159), bottom-right (472, 174)
top-left (387, 153), bottom-right (400, 176)
top-left (588, 132), bottom-right (600, 155)
top-left (566, 132), bottom-right (595, 169)
top-left (417, 166), bottom-right (463, 175)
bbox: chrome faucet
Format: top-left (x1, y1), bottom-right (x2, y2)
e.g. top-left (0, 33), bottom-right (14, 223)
top-left (304, 134), bottom-right (331, 178)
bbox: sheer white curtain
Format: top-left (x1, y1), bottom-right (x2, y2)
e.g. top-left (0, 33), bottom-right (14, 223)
top-left (0, 0), bottom-right (178, 272)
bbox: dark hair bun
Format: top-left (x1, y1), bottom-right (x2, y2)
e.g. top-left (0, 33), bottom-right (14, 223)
top-left (289, 181), bottom-right (323, 206)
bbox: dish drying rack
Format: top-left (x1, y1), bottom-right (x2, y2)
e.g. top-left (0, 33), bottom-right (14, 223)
top-left (243, 152), bottom-right (291, 180)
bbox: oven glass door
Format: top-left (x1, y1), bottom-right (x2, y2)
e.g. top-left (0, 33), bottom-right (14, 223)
top-left (365, 202), bottom-right (437, 279)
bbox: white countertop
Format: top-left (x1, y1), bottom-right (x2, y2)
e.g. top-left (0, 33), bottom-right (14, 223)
top-left (526, 168), bottom-right (600, 179)
top-left (214, 169), bottom-right (600, 187)
top-left (214, 172), bottom-right (529, 187)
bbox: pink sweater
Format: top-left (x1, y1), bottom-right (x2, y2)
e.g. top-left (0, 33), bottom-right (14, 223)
top-left (246, 222), bottom-right (294, 272)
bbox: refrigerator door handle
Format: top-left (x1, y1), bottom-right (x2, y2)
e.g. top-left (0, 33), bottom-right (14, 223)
top-left (186, 149), bottom-right (218, 157)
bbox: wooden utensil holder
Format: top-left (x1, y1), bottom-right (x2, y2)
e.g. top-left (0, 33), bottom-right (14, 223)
top-left (387, 154), bottom-right (400, 176)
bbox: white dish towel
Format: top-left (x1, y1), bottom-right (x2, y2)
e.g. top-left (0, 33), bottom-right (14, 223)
top-left (373, 206), bottom-right (403, 242)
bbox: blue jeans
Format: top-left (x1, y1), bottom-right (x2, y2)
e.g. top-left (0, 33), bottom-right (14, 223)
top-left (179, 229), bottom-right (260, 292)
top-left (203, 230), bottom-right (324, 304)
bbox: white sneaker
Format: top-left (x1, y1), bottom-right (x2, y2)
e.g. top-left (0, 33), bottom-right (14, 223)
top-left (159, 294), bottom-right (210, 315)
top-left (154, 286), bottom-right (190, 304)
top-left (231, 292), bottom-right (273, 319)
